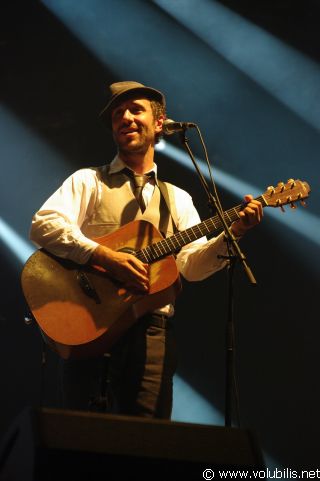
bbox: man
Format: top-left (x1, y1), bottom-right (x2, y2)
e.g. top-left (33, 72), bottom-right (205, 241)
top-left (30, 81), bottom-right (262, 419)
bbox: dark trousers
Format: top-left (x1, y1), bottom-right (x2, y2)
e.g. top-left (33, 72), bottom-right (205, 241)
top-left (58, 315), bottom-right (177, 419)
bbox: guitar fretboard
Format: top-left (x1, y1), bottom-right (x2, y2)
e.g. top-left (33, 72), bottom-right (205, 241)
top-left (135, 195), bottom-right (265, 264)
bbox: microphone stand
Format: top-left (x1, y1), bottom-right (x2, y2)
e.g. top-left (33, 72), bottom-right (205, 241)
top-left (178, 128), bottom-right (257, 428)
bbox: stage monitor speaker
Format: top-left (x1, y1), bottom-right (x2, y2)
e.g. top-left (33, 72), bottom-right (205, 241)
top-left (0, 407), bottom-right (264, 480)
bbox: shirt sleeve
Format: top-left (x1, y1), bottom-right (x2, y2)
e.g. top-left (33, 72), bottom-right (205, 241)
top-left (30, 169), bottom-right (100, 264)
top-left (174, 187), bottom-right (231, 281)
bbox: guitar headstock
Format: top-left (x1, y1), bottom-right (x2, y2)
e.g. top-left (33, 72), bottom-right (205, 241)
top-left (263, 179), bottom-right (310, 210)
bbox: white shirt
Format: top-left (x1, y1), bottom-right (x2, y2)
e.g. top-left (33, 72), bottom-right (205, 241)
top-left (30, 156), bottom-right (231, 313)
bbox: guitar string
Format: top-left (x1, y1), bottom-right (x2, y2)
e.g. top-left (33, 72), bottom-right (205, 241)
top-left (135, 196), bottom-right (266, 264)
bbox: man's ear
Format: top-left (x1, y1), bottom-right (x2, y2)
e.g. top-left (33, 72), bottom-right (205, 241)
top-left (155, 115), bottom-right (165, 133)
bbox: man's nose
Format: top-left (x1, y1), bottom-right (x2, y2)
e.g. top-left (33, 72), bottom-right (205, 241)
top-left (122, 109), bottom-right (134, 122)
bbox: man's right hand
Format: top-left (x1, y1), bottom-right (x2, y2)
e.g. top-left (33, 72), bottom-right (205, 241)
top-left (89, 245), bottom-right (149, 293)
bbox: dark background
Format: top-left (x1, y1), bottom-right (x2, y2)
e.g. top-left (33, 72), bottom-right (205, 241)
top-left (0, 0), bottom-right (319, 471)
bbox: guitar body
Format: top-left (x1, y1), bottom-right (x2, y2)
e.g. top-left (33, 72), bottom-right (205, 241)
top-left (21, 220), bottom-right (181, 359)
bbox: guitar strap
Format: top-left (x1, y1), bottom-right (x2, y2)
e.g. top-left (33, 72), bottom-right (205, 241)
top-left (157, 180), bottom-right (179, 236)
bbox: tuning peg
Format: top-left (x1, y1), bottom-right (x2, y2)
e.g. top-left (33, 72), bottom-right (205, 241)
top-left (287, 179), bottom-right (296, 189)
top-left (276, 199), bottom-right (285, 212)
top-left (290, 203), bottom-right (297, 209)
top-left (277, 182), bottom-right (285, 192)
top-left (267, 186), bottom-right (275, 194)
top-left (300, 200), bottom-right (307, 207)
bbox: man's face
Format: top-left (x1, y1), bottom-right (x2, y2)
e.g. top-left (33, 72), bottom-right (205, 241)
top-left (111, 97), bottom-right (163, 155)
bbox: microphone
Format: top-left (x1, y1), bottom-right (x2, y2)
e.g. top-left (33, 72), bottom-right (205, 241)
top-left (162, 118), bottom-right (196, 135)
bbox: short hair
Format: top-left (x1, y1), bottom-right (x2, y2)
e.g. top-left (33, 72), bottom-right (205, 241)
top-left (150, 99), bottom-right (166, 144)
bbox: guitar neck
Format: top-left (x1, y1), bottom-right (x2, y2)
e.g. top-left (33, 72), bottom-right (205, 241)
top-left (135, 195), bottom-right (266, 264)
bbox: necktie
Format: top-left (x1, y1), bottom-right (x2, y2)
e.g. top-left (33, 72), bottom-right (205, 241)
top-left (123, 168), bottom-right (154, 212)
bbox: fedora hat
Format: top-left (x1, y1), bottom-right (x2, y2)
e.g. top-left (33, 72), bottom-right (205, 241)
top-left (99, 80), bottom-right (166, 127)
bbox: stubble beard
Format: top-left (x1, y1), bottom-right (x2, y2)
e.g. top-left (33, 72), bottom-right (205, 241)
top-left (116, 128), bottom-right (155, 157)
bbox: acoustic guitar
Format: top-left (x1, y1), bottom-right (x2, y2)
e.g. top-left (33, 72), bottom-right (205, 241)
top-left (21, 179), bottom-right (310, 359)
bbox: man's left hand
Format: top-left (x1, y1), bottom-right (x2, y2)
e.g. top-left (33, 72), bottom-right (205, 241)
top-left (230, 195), bottom-right (263, 237)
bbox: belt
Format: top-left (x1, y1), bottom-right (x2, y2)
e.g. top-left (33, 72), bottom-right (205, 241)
top-left (141, 313), bottom-right (171, 329)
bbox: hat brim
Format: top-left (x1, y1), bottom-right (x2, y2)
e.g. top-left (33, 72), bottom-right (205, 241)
top-left (99, 86), bottom-right (165, 128)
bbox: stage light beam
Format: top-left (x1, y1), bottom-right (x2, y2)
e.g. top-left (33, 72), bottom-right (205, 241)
top-left (153, 0), bottom-right (320, 133)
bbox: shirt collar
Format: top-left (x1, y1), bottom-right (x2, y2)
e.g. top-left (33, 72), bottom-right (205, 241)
top-left (108, 155), bottom-right (158, 181)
